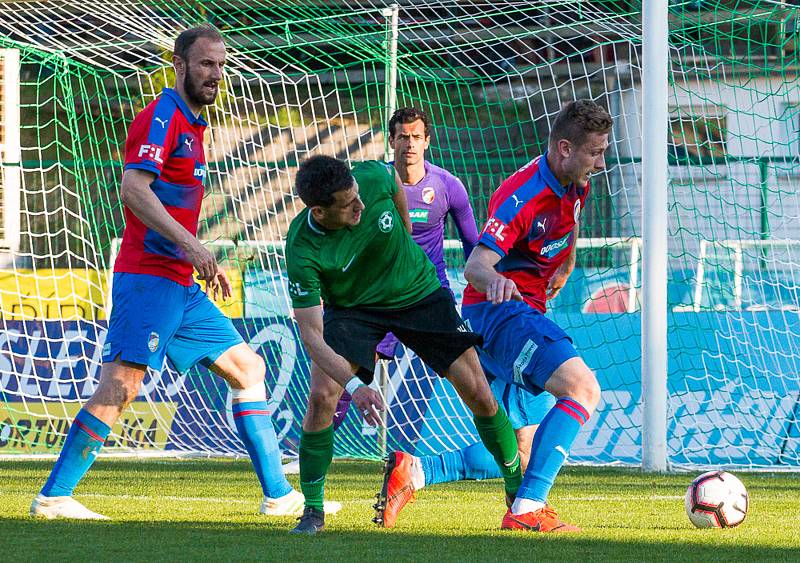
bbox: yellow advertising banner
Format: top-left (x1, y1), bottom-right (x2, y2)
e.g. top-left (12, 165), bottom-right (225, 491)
top-left (0, 269), bottom-right (244, 319)
top-left (0, 402), bottom-right (179, 454)
top-left (0, 269), bottom-right (107, 320)
top-left (196, 270), bottom-right (244, 318)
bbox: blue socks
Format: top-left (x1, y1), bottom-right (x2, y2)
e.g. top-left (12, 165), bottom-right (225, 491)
top-left (517, 397), bottom-right (589, 502)
top-left (420, 442), bottom-right (501, 486)
top-left (232, 401), bottom-right (293, 499)
top-left (40, 409), bottom-right (110, 497)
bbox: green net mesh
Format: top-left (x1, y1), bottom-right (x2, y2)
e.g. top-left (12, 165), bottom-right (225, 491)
top-left (0, 1), bottom-right (798, 468)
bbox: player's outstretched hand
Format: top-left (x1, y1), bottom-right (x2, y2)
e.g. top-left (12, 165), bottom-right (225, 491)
top-left (352, 385), bottom-right (385, 427)
top-left (206, 270), bottom-right (233, 301)
top-left (186, 239), bottom-right (217, 283)
top-left (486, 276), bottom-right (523, 304)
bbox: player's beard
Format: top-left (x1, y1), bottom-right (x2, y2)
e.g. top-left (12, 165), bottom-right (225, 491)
top-left (184, 66), bottom-right (218, 106)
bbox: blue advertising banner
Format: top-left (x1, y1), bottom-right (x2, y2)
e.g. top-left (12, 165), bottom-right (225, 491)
top-left (2, 312), bottom-right (799, 467)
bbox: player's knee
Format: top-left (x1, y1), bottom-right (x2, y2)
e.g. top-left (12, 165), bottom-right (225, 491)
top-left (308, 384), bottom-right (339, 408)
top-left (94, 376), bottom-right (139, 410)
top-left (572, 368), bottom-right (601, 412)
top-left (231, 352), bottom-right (266, 389)
top-left (305, 385), bottom-right (339, 427)
top-left (245, 353), bottom-right (266, 383)
top-left (469, 387), bottom-right (498, 417)
top-left (549, 359), bottom-right (601, 413)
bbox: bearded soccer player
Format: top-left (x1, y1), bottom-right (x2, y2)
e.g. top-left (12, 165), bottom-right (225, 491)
top-left (461, 99), bottom-right (611, 532)
top-left (31, 25), bottom-right (338, 520)
top-left (285, 155), bottom-right (522, 535)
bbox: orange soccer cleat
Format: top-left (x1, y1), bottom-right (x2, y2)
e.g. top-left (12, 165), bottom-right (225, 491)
top-left (373, 451), bottom-right (418, 528)
top-left (501, 505), bottom-right (581, 533)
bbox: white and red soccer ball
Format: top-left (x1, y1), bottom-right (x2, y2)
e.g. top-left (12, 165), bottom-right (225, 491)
top-left (685, 470), bottom-right (749, 528)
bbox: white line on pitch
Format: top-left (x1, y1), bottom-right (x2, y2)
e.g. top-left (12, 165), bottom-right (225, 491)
top-left (80, 493), bottom-right (255, 505)
top-left (557, 495), bottom-right (683, 501)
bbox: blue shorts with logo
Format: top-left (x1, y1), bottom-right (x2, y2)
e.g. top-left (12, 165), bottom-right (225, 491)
top-left (463, 300), bottom-right (578, 395)
top-left (488, 375), bottom-right (556, 429)
top-left (102, 273), bottom-right (244, 373)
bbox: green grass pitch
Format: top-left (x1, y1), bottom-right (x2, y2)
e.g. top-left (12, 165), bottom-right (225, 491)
top-left (2, 459), bottom-right (799, 561)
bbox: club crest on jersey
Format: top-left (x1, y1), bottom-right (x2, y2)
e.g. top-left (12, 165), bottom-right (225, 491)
top-left (422, 187), bottom-right (435, 204)
top-left (137, 144), bottom-right (164, 164)
top-left (289, 281), bottom-right (309, 297)
top-left (147, 331), bottom-right (160, 353)
top-left (379, 211), bottom-right (394, 232)
top-left (574, 200), bottom-right (582, 223)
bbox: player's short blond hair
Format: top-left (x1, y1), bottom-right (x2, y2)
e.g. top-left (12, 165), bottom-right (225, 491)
top-left (549, 99), bottom-right (613, 148)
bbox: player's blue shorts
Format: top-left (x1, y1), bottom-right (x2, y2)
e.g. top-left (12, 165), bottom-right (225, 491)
top-left (102, 273), bottom-right (244, 372)
top-left (462, 300), bottom-right (578, 395)
top-left (489, 376), bottom-right (556, 429)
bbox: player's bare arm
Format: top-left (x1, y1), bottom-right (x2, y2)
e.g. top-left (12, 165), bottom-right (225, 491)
top-left (464, 244), bottom-right (523, 304)
top-left (120, 168), bottom-right (223, 289)
top-left (293, 305), bottom-right (385, 426)
top-left (392, 170), bottom-right (413, 233)
top-left (546, 224), bottom-right (578, 300)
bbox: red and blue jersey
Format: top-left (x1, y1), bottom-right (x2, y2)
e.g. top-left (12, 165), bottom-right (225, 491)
top-left (115, 88), bottom-right (208, 285)
top-left (463, 153), bottom-right (589, 313)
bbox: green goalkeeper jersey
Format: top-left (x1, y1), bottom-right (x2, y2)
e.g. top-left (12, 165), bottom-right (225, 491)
top-left (286, 160), bottom-right (441, 309)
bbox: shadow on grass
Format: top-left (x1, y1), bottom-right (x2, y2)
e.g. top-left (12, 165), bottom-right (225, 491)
top-left (0, 517), bottom-right (796, 563)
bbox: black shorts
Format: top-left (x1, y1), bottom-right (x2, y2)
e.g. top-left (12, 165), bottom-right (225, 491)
top-left (323, 287), bottom-right (482, 383)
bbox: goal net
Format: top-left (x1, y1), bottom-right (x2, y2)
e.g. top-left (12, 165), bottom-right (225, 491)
top-left (1, 1), bottom-right (799, 469)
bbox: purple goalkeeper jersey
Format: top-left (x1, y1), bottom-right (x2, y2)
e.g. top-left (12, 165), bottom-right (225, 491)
top-left (399, 161), bottom-right (479, 288)
top-left (375, 162), bottom-right (478, 360)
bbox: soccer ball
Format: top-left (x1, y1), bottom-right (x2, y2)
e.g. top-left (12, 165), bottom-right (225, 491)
top-left (684, 470), bottom-right (749, 528)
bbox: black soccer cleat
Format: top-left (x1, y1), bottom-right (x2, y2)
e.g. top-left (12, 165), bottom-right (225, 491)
top-left (289, 506), bottom-right (325, 535)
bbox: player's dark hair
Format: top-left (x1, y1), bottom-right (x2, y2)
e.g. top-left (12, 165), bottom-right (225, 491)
top-left (295, 155), bottom-right (354, 208)
top-left (174, 25), bottom-right (224, 60)
top-left (549, 99), bottom-right (613, 148)
top-left (389, 107), bottom-right (431, 138)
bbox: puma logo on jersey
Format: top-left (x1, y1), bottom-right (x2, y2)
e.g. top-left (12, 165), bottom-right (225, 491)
top-left (154, 116), bottom-right (169, 128)
top-left (511, 194), bottom-right (525, 208)
top-left (184, 137), bottom-right (194, 151)
top-left (537, 218), bottom-right (548, 232)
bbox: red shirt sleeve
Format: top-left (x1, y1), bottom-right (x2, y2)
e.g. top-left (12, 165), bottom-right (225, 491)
top-left (123, 103), bottom-right (176, 178)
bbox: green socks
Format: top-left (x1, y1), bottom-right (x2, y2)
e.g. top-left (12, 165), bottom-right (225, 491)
top-left (299, 424), bottom-right (334, 510)
top-left (473, 407), bottom-right (522, 498)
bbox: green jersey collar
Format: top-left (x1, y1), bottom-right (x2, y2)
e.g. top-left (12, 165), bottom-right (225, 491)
top-left (307, 212), bottom-right (326, 235)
